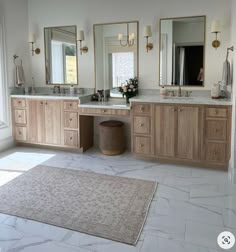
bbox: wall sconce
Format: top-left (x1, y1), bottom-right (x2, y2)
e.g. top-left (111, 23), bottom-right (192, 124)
top-left (211, 20), bottom-right (221, 49)
top-left (143, 25), bottom-right (153, 52)
top-left (28, 33), bottom-right (40, 56)
top-left (118, 23), bottom-right (135, 47)
top-left (77, 30), bottom-right (88, 55)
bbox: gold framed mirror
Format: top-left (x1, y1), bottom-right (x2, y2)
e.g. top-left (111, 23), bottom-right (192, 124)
top-left (94, 21), bottom-right (139, 97)
top-left (159, 16), bottom-right (205, 86)
top-left (44, 25), bottom-right (78, 85)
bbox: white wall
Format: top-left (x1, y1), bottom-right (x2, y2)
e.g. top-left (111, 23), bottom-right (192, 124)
top-left (28, 0), bottom-right (231, 90)
top-left (0, 0), bottom-right (29, 151)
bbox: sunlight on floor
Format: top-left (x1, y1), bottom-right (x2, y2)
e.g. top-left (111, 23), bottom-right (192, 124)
top-left (0, 152), bottom-right (55, 186)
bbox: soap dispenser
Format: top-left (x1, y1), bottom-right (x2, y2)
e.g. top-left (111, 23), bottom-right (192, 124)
top-left (211, 82), bottom-right (221, 99)
top-left (160, 85), bottom-right (167, 98)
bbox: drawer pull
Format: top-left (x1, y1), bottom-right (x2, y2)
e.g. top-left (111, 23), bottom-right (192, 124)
top-left (102, 109), bottom-right (107, 113)
top-left (179, 109), bottom-right (182, 112)
top-left (19, 131), bottom-right (22, 135)
top-left (18, 101), bottom-right (21, 104)
top-left (172, 108), bottom-right (176, 112)
top-left (139, 144), bottom-right (144, 148)
top-left (70, 137), bottom-right (73, 140)
top-left (70, 103), bottom-right (73, 107)
top-left (140, 123), bottom-right (144, 127)
top-left (40, 101), bottom-right (43, 105)
top-left (18, 115), bottom-right (22, 118)
top-left (69, 118), bottom-right (72, 121)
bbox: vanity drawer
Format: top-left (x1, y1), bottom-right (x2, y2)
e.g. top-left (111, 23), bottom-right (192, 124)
top-left (133, 116), bottom-right (151, 134)
top-left (133, 136), bottom-right (151, 156)
top-left (15, 126), bottom-right (27, 142)
top-left (206, 119), bottom-right (227, 141)
top-left (79, 107), bottom-right (130, 116)
top-left (63, 101), bottom-right (78, 111)
top-left (12, 98), bottom-right (26, 108)
top-left (132, 103), bottom-right (151, 114)
top-left (205, 142), bottom-right (226, 163)
top-left (64, 112), bottom-right (78, 129)
top-left (206, 107), bottom-right (227, 118)
top-left (14, 109), bottom-right (27, 124)
top-left (64, 130), bottom-right (78, 147)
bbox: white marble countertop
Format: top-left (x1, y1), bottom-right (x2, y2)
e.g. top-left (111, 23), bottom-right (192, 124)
top-left (130, 95), bottom-right (232, 106)
top-left (10, 93), bottom-right (89, 100)
top-left (79, 101), bottom-right (130, 110)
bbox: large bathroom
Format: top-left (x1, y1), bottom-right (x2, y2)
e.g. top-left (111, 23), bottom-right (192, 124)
top-left (0, 0), bottom-right (235, 251)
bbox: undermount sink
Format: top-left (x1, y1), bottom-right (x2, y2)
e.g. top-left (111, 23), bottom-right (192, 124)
top-left (164, 96), bottom-right (194, 100)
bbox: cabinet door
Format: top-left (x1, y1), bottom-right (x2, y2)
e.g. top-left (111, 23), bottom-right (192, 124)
top-left (28, 99), bottom-right (45, 144)
top-left (177, 106), bottom-right (199, 160)
top-left (155, 105), bottom-right (177, 157)
top-left (44, 100), bottom-right (61, 145)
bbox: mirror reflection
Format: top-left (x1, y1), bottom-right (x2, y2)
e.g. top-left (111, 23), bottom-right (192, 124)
top-left (94, 21), bottom-right (138, 97)
top-left (159, 16), bottom-right (205, 86)
top-left (44, 25), bottom-right (78, 85)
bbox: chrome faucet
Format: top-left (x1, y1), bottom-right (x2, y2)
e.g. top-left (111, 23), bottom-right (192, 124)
top-left (178, 85), bottom-right (182, 97)
top-left (53, 85), bottom-right (61, 94)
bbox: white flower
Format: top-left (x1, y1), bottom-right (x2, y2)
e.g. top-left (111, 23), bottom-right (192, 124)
top-left (130, 85), bottom-right (134, 88)
top-left (128, 89), bottom-right (131, 92)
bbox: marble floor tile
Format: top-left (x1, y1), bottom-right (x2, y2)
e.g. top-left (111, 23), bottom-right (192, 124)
top-left (140, 234), bottom-right (220, 252)
top-left (0, 146), bottom-right (235, 252)
top-left (185, 221), bottom-right (236, 250)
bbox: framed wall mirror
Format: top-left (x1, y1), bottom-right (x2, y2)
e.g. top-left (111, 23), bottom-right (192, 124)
top-left (94, 21), bottom-right (138, 97)
top-left (44, 25), bottom-right (78, 85)
top-left (159, 16), bottom-right (205, 86)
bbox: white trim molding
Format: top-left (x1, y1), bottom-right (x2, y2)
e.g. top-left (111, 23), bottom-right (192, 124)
top-left (0, 16), bottom-right (10, 128)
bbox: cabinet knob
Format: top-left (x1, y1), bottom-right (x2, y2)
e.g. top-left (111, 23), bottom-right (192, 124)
top-left (140, 123), bottom-right (144, 127)
top-left (40, 101), bottom-right (43, 105)
top-left (18, 115), bottom-right (22, 118)
top-left (102, 109), bottom-right (106, 113)
top-left (139, 144), bottom-right (144, 147)
top-left (18, 101), bottom-right (21, 104)
top-left (140, 106), bottom-right (144, 112)
top-left (172, 108), bottom-right (176, 112)
top-left (179, 108), bottom-right (182, 112)
top-left (69, 118), bottom-right (72, 121)
top-left (70, 103), bottom-right (72, 107)
top-left (70, 137), bottom-right (73, 140)
top-left (19, 131), bottom-right (22, 135)
top-left (45, 102), bottom-right (48, 105)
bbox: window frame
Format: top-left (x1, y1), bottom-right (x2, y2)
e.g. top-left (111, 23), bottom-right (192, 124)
top-left (0, 16), bottom-right (9, 129)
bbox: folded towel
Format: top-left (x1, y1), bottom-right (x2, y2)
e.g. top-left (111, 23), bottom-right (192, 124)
top-left (15, 65), bottom-right (25, 87)
top-left (222, 59), bottom-right (231, 86)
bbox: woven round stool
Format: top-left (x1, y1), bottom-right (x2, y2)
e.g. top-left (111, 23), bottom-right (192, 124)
top-left (99, 120), bottom-right (125, 155)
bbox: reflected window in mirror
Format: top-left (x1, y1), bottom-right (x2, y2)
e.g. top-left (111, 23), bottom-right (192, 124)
top-left (159, 16), bottom-right (205, 86)
top-left (94, 22), bottom-right (138, 97)
top-left (44, 26), bottom-right (78, 85)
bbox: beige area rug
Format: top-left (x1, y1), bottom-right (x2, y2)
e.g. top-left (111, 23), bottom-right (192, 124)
top-left (0, 165), bottom-right (157, 245)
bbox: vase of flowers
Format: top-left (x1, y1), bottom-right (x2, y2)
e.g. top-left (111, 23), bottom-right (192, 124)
top-left (119, 77), bottom-right (138, 103)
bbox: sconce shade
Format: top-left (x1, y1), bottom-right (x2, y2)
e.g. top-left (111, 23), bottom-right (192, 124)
top-left (77, 30), bottom-right (85, 41)
top-left (143, 25), bottom-right (152, 37)
top-left (118, 33), bottom-right (123, 40)
top-left (211, 20), bottom-right (221, 33)
top-left (29, 33), bottom-right (36, 43)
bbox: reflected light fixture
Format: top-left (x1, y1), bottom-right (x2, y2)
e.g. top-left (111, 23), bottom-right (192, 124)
top-left (118, 23), bottom-right (135, 47)
top-left (28, 33), bottom-right (40, 56)
top-left (77, 30), bottom-right (88, 55)
top-left (211, 20), bottom-right (221, 49)
top-left (143, 25), bottom-right (153, 52)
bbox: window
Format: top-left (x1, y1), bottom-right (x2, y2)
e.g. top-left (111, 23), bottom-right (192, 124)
top-left (51, 40), bottom-right (77, 84)
top-left (0, 18), bottom-right (8, 129)
top-left (112, 52), bottom-right (134, 88)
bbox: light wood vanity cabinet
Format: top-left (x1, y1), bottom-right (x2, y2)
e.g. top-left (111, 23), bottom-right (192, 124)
top-left (63, 100), bottom-right (79, 148)
top-left (12, 98), bottom-right (28, 142)
top-left (132, 102), bottom-right (231, 169)
top-left (155, 104), bottom-right (201, 161)
top-left (204, 107), bottom-right (231, 165)
top-left (28, 99), bottom-right (61, 145)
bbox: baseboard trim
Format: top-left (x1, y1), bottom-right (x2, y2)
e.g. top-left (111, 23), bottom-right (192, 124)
top-left (0, 137), bottom-right (14, 152)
